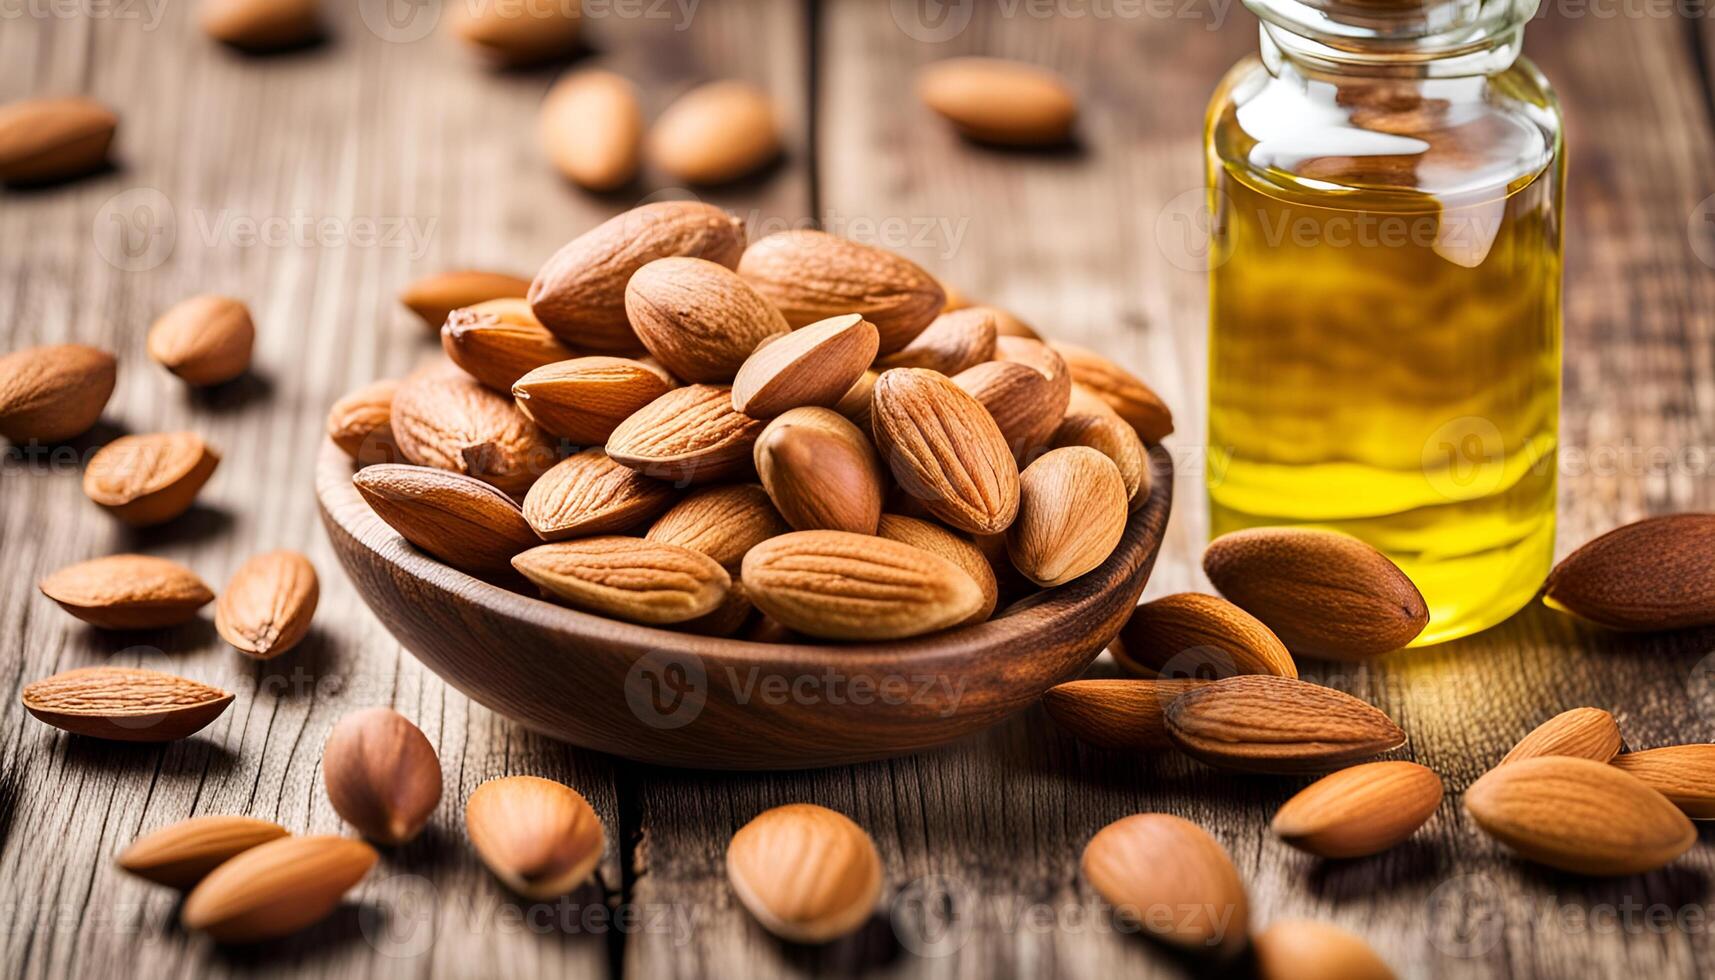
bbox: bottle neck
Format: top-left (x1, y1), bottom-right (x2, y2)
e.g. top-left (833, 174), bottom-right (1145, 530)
top-left (1247, 0), bottom-right (1537, 77)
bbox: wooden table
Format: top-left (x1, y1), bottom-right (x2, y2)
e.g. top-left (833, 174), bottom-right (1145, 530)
top-left (4, 2), bottom-right (1714, 977)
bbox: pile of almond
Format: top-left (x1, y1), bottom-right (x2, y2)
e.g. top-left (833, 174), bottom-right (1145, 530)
top-left (336, 200), bottom-right (1168, 643)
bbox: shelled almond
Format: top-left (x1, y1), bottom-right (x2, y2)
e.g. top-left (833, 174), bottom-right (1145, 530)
top-left (117, 815), bottom-right (289, 888)
top-left (753, 407), bottom-right (885, 534)
top-left (441, 297), bottom-right (578, 391)
top-left (39, 555), bottom-right (214, 629)
top-left (1114, 593), bottom-right (1296, 680)
top-left (82, 431), bottom-right (221, 526)
top-left (326, 378), bottom-right (404, 465)
top-left (22, 665), bottom-right (232, 741)
top-left (540, 69), bottom-right (642, 192)
top-left (390, 366), bottom-right (555, 496)
top-left (147, 294), bottom-right (255, 386)
top-left (0, 343), bottom-right (117, 443)
top-left (648, 80), bottom-right (781, 186)
top-left (512, 356), bottom-right (674, 445)
top-left (400, 270), bottom-right (531, 331)
top-left (0, 96), bottom-right (118, 184)
top-left (215, 550), bottom-right (318, 659)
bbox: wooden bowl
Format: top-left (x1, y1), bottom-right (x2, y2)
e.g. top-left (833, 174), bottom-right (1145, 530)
top-left (316, 440), bottom-right (1173, 770)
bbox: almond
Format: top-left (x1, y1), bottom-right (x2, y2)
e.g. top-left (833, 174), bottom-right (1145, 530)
top-left (0, 96), bottom-right (117, 183)
top-left (323, 707), bottom-right (443, 845)
top-left (522, 448), bottom-right (677, 541)
top-left (447, 0), bottom-right (579, 66)
top-left (1203, 528), bottom-right (1429, 658)
top-left (146, 294), bottom-right (255, 386)
top-left (353, 464), bottom-right (539, 576)
top-left (876, 513), bottom-right (997, 624)
top-left (22, 666), bottom-right (232, 741)
top-left (625, 256), bottom-right (788, 383)
top-left (200, 0), bottom-right (321, 50)
top-left (742, 530), bottom-right (984, 640)
top-left (917, 58), bottom-right (1077, 147)
top-left (1543, 514), bottom-right (1715, 630)
top-left (1041, 679), bottom-right (1211, 750)
top-left (531, 201), bottom-right (746, 354)
top-left (1052, 342), bottom-right (1173, 443)
top-left (679, 580), bottom-right (756, 637)
top-left (215, 550), bottom-right (318, 659)
top-left (648, 80), bottom-right (781, 185)
top-left (1464, 756), bottom-right (1695, 875)
top-left (870, 368), bottom-right (1019, 534)
top-left (0, 343), bottom-right (117, 443)
top-left (514, 537), bottom-right (731, 625)
top-left (952, 361), bottom-right (1064, 463)
top-left (82, 431), bottom-right (221, 526)
top-left (1271, 761), bottom-right (1443, 858)
top-left (391, 367), bottom-right (555, 496)
top-left (181, 836), bottom-right (378, 942)
top-left (512, 356), bottom-right (673, 447)
top-left (875, 307), bottom-right (997, 375)
top-left (400, 270), bottom-right (531, 332)
top-left (1114, 593), bottom-right (1296, 680)
top-left (1081, 813), bottom-right (1247, 953)
top-left (1006, 446), bottom-right (1127, 587)
top-left (117, 816), bottom-right (289, 889)
top-left (606, 383), bottom-right (765, 485)
top-left (539, 69), bottom-right (641, 191)
top-left (731, 314), bottom-right (880, 418)
top-left (754, 408), bottom-right (885, 534)
top-left (1165, 675), bottom-right (1405, 774)
top-left (1050, 410), bottom-right (1149, 509)
top-left (646, 484), bottom-right (788, 572)
top-left (327, 378), bottom-right (404, 466)
top-left (737, 230), bottom-right (944, 354)
top-left (466, 775), bottom-right (606, 900)
top-left (39, 554), bottom-right (214, 629)
top-left (1500, 707), bottom-right (1622, 765)
top-left (1612, 745), bottom-right (1715, 818)
top-left (834, 369), bottom-right (879, 432)
top-left (1254, 920), bottom-right (1396, 980)
top-left (441, 297), bottom-right (578, 391)
top-left (726, 804), bottom-right (882, 944)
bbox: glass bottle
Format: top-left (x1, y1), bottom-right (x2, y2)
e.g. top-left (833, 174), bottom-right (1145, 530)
top-left (1205, 0), bottom-right (1563, 645)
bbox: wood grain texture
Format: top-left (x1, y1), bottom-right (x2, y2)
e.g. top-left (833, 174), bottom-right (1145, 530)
top-left (3, 1), bottom-right (1715, 979)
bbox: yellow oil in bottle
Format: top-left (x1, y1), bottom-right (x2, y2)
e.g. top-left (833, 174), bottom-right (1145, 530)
top-left (1206, 57), bottom-right (1564, 645)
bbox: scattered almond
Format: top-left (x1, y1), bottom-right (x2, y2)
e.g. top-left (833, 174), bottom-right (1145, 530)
top-left (215, 550), bottom-right (319, 659)
top-left (754, 407), bottom-right (885, 534)
top-left (1254, 920), bottom-right (1396, 980)
top-left (147, 294), bottom-right (255, 386)
top-left (917, 58), bottom-right (1077, 147)
top-left (1113, 593), bottom-right (1296, 680)
top-left (743, 530), bottom-right (984, 640)
top-left (726, 804), bottom-right (882, 944)
top-left (400, 270), bottom-right (531, 332)
top-left (648, 80), bottom-right (781, 185)
top-left (876, 307), bottom-right (997, 376)
top-left (466, 775), bottom-right (605, 900)
top-left (200, 0), bottom-right (320, 50)
top-left (22, 666), bottom-right (232, 741)
top-left (446, 0), bottom-right (579, 66)
top-left (0, 343), bottom-right (117, 443)
top-left (625, 256), bottom-right (788, 383)
top-left (1052, 342), bottom-right (1173, 442)
top-left (511, 356), bottom-right (676, 447)
top-left (1500, 707), bottom-right (1622, 765)
top-left (514, 536), bottom-right (731, 625)
top-left (1165, 675), bottom-right (1405, 774)
top-left (39, 554), bottom-right (214, 629)
top-left (353, 464), bottom-right (539, 576)
top-left (117, 815), bottom-right (289, 889)
top-left (1081, 813), bottom-right (1247, 953)
top-left (870, 367), bottom-right (1020, 534)
top-left (1543, 514), bottom-right (1715, 630)
top-left (323, 707), bottom-right (443, 846)
top-left (522, 448), bottom-right (676, 541)
top-left (737, 230), bottom-right (944, 354)
top-left (876, 513), bottom-right (997, 624)
top-left (646, 483), bottom-right (789, 572)
top-left (731, 313), bottom-right (879, 418)
top-left (1006, 446), bottom-right (1127, 587)
top-left (441, 297), bottom-right (578, 391)
top-left (1271, 761), bottom-right (1443, 858)
top-left (181, 836), bottom-right (378, 943)
top-left (390, 367), bottom-right (555, 496)
top-left (606, 383), bottom-right (765, 485)
top-left (540, 69), bottom-right (641, 191)
top-left (1612, 745), bottom-right (1715, 818)
top-left (82, 431), bottom-right (221, 526)
top-left (327, 378), bottom-right (404, 466)
top-left (0, 96), bottom-right (117, 183)
top-left (1042, 678), bottom-right (1211, 750)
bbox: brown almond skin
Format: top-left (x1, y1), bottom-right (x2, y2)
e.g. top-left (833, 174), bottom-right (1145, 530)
top-left (82, 431), bottom-right (221, 527)
top-left (447, 0), bottom-right (579, 66)
top-left (1271, 761), bottom-right (1443, 858)
top-left (39, 555), bottom-right (214, 629)
top-left (834, 370), bottom-right (879, 433)
top-left (648, 80), bottom-right (781, 186)
top-left (216, 550), bottom-right (318, 659)
top-left (540, 69), bottom-right (641, 192)
top-left (1081, 814), bottom-right (1248, 954)
top-left (1042, 679), bottom-right (1211, 751)
top-left (876, 513), bottom-right (997, 624)
top-left (754, 408), bottom-right (885, 535)
top-left (200, 0), bottom-right (321, 51)
top-left (870, 368), bottom-right (1020, 535)
top-left (0, 343), bottom-right (117, 443)
top-left (1612, 745), bottom-right (1715, 819)
top-left (354, 464), bottom-right (538, 576)
top-left (391, 368), bottom-right (555, 496)
top-left (737, 230), bottom-right (944, 354)
top-left (1254, 920), bottom-right (1396, 980)
top-left (726, 804), bottom-right (883, 944)
top-left (606, 384), bottom-right (765, 485)
top-left (625, 256), bottom-right (788, 383)
top-left (512, 356), bottom-right (673, 447)
top-left (742, 530), bottom-right (984, 640)
top-left (515, 537), bottom-right (731, 625)
top-left (1114, 593), bottom-right (1297, 681)
top-left (442, 297), bottom-right (578, 391)
top-left (0, 96), bottom-right (117, 184)
top-left (875, 307), bottom-right (997, 376)
top-left (952, 360), bottom-right (1065, 463)
top-left (646, 484), bottom-right (788, 572)
top-left (323, 707), bottom-right (443, 846)
top-left (1052, 342), bottom-right (1173, 443)
top-left (1500, 707), bottom-right (1622, 765)
top-left (1464, 756), bottom-right (1695, 875)
top-left (531, 201), bottom-right (747, 354)
top-left (917, 58), bottom-right (1077, 147)
top-left (400, 270), bottom-right (531, 331)
top-left (1165, 675), bottom-right (1405, 774)
top-left (522, 448), bottom-right (677, 541)
top-left (1006, 446), bottom-right (1127, 587)
top-left (327, 378), bottom-right (404, 466)
top-left (731, 314), bottom-right (879, 418)
top-left (147, 295), bottom-right (255, 386)
top-left (1543, 514), bottom-right (1715, 630)
top-left (1203, 528), bottom-right (1429, 659)
top-left (1051, 410), bottom-right (1149, 510)
top-left (22, 666), bottom-right (232, 741)
top-left (181, 836), bottom-right (379, 943)
top-left (117, 815), bottom-right (289, 889)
